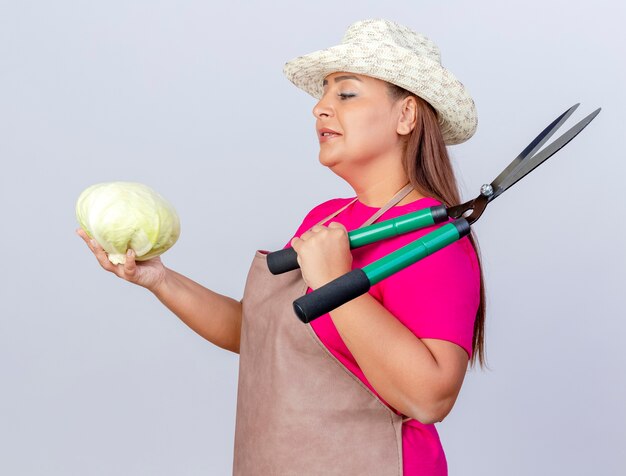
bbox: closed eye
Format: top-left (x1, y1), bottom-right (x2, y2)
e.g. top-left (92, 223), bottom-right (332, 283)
top-left (338, 92), bottom-right (356, 100)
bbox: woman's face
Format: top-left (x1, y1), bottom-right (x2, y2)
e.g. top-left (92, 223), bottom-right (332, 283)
top-left (312, 72), bottom-right (407, 175)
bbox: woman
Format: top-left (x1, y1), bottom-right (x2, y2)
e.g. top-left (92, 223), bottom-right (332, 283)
top-left (78, 19), bottom-right (484, 476)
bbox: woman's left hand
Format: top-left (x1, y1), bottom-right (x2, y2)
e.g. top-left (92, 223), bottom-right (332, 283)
top-left (290, 222), bottom-right (352, 290)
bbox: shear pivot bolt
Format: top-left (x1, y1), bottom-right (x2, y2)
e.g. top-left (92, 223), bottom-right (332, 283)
top-left (480, 184), bottom-right (494, 197)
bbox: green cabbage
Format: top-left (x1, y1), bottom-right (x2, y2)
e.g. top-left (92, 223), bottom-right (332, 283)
top-left (76, 182), bottom-right (180, 265)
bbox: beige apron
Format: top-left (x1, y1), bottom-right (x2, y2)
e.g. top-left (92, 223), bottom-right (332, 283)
top-left (233, 184), bottom-right (415, 476)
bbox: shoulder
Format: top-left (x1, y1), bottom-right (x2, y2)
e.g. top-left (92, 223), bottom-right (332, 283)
top-left (304, 197), bottom-right (354, 221)
top-left (283, 197), bottom-right (354, 248)
top-left (379, 228), bottom-right (480, 296)
top-left (298, 197), bottom-right (354, 229)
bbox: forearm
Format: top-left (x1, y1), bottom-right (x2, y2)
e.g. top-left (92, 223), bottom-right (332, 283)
top-left (329, 293), bottom-right (464, 423)
top-left (152, 267), bottom-right (242, 354)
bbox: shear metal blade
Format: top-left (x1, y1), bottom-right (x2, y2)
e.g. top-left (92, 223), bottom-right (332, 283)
top-left (490, 103), bottom-right (580, 199)
top-left (493, 107), bottom-right (601, 198)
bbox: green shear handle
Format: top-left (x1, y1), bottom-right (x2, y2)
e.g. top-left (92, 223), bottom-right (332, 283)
top-left (293, 219), bottom-right (470, 323)
top-left (266, 205), bottom-right (448, 275)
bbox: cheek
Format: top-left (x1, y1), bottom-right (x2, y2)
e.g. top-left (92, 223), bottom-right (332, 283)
top-left (350, 111), bottom-right (397, 148)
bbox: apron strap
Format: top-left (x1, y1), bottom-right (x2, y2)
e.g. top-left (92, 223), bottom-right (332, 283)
top-left (359, 183), bottom-right (414, 228)
top-left (311, 182), bottom-right (417, 425)
top-left (313, 182), bottom-right (415, 229)
top-left (313, 197), bottom-right (359, 228)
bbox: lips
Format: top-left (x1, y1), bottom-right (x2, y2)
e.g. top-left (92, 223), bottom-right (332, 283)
top-left (318, 127), bottom-right (342, 142)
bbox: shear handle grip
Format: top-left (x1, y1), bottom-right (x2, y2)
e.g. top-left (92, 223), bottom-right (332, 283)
top-left (267, 247), bottom-right (299, 275)
top-left (292, 269), bottom-right (371, 323)
top-left (429, 204), bottom-right (448, 223)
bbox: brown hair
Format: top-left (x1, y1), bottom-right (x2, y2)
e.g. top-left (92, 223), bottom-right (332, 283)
top-left (387, 83), bottom-right (486, 368)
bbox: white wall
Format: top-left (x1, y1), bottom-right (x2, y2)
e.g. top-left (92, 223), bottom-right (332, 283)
top-left (1, 1), bottom-right (624, 474)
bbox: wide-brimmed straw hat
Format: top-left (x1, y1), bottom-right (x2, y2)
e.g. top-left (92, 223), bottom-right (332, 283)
top-left (283, 19), bottom-right (478, 145)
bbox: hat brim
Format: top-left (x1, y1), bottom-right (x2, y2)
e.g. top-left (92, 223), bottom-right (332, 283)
top-left (283, 42), bottom-right (477, 145)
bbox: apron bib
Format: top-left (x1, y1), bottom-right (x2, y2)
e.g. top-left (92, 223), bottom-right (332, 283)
top-left (233, 184), bottom-right (414, 475)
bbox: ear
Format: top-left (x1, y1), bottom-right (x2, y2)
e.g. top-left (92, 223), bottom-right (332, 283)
top-left (396, 96), bottom-right (418, 136)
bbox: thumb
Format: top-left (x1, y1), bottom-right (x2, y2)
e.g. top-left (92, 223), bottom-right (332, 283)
top-left (123, 249), bottom-right (137, 277)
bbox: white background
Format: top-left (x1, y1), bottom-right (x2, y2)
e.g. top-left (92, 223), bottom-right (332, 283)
top-left (1, 1), bottom-right (624, 474)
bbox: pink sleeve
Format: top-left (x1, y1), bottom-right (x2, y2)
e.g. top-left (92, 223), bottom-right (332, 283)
top-left (377, 236), bottom-right (480, 358)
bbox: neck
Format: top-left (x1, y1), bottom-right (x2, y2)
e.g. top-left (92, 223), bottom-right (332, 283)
top-left (333, 155), bottom-right (424, 207)
top-left (354, 179), bottom-right (421, 207)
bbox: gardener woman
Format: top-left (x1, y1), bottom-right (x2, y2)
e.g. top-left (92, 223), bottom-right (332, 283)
top-left (78, 19), bottom-right (484, 476)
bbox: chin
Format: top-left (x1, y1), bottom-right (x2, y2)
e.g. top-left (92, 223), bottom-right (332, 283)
top-left (318, 153), bottom-right (340, 168)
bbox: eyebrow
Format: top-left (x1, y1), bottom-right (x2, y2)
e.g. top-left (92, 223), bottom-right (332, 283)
top-left (322, 75), bottom-right (363, 87)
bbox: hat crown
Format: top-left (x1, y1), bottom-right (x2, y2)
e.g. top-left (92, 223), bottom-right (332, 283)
top-left (342, 19), bottom-right (441, 64)
top-left (283, 19), bottom-right (478, 145)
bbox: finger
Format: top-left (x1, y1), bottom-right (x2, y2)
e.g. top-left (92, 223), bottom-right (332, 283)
top-left (123, 249), bottom-right (137, 277)
top-left (76, 228), bottom-right (92, 247)
top-left (301, 225), bottom-right (326, 241)
top-left (290, 236), bottom-right (302, 250)
top-left (327, 221), bottom-right (347, 231)
top-left (77, 230), bottom-right (102, 257)
top-left (90, 239), bottom-right (116, 272)
top-left (328, 222), bottom-right (348, 236)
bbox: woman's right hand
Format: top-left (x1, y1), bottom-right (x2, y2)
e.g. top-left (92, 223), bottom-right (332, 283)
top-left (76, 228), bottom-right (168, 293)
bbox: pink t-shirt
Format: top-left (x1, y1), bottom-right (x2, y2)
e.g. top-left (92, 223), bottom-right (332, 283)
top-left (285, 196), bottom-right (480, 476)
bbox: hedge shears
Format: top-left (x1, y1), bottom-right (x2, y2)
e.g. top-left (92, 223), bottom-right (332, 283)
top-left (266, 104), bottom-right (601, 323)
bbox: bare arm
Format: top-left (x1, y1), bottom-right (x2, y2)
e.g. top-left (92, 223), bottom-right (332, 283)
top-left (151, 268), bottom-right (242, 354)
top-left (329, 293), bottom-right (468, 425)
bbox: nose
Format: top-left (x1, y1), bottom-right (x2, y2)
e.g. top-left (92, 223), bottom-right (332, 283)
top-left (312, 94), bottom-right (333, 119)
